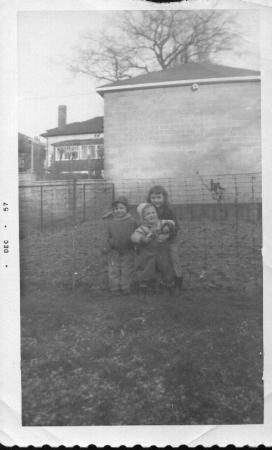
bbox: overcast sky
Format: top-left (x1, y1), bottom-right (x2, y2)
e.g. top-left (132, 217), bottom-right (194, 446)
top-left (18, 10), bottom-right (260, 138)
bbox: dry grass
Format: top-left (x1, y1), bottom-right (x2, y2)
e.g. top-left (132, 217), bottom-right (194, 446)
top-left (20, 217), bottom-right (263, 425)
top-left (21, 284), bottom-right (263, 425)
top-left (20, 217), bottom-right (262, 291)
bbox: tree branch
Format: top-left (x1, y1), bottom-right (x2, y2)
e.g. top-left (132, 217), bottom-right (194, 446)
top-left (68, 10), bottom-right (242, 81)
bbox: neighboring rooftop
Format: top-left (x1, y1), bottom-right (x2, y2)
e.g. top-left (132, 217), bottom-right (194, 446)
top-left (97, 62), bottom-right (260, 95)
top-left (18, 131), bottom-right (29, 139)
top-left (52, 138), bottom-right (103, 147)
top-left (41, 116), bottom-right (104, 138)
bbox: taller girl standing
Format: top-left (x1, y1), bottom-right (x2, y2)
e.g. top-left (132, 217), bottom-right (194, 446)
top-left (147, 185), bottom-right (183, 292)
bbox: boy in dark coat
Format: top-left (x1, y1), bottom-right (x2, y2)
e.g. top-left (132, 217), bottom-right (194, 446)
top-left (103, 196), bottom-right (138, 295)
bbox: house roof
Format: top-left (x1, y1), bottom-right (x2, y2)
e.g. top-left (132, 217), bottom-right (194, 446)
top-left (18, 131), bottom-right (31, 141)
top-left (18, 132), bottom-right (45, 153)
top-left (52, 138), bottom-right (103, 147)
top-left (41, 116), bottom-right (104, 138)
top-left (97, 62), bottom-right (260, 95)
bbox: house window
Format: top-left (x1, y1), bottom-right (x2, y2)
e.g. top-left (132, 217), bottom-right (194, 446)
top-left (97, 144), bottom-right (104, 159)
top-left (58, 146), bottom-right (79, 160)
top-left (57, 148), bottom-right (64, 160)
top-left (19, 155), bottom-right (25, 168)
top-left (81, 145), bottom-right (88, 159)
top-left (64, 147), bottom-right (71, 160)
top-left (87, 145), bottom-right (96, 158)
top-left (71, 146), bottom-right (78, 160)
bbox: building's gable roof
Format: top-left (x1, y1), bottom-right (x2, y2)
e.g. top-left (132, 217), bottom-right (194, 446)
top-left (97, 62), bottom-right (260, 95)
top-left (41, 116), bottom-right (104, 138)
top-left (18, 132), bottom-right (31, 154)
top-left (18, 131), bottom-right (30, 141)
top-left (18, 132), bottom-right (45, 155)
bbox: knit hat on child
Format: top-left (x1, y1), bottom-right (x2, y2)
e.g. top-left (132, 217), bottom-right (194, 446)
top-left (137, 202), bottom-right (154, 221)
top-left (112, 196), bottom-right (129, 211)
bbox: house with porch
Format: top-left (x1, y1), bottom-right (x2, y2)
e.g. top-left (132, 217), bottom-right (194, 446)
top-left (41, 106), bottom-right (104, 179)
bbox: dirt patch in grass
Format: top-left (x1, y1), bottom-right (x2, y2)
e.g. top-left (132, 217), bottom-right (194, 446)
top-left (21, 284), bottom-right (263, 426)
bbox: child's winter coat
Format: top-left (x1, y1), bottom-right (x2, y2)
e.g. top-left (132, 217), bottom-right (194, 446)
top-left (153, 204), bottom-right (183, 278)
top-left (105, 213), bottom-right (138, 292)
top-left (106, 213), bottom-right (138, 254)
top-left (131, 219), bottom-right (175, 285)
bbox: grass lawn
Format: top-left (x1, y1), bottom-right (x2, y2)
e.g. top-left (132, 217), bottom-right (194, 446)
top-left (20, 216), bottom-right (263, 425)
top-left (20, 218), bottom-right (262, 292)
top-left (21, 283), bottom-right (263, 426)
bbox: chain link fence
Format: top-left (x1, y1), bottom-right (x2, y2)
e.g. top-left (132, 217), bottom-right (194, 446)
top-left (19, 173), bottom-right (262, 293)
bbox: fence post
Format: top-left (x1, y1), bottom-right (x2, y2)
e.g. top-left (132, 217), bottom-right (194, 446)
top-left (40, 185), bottom-right (43, 232)
top-left (72, 179), bottom-right (77, 290)
top-left (233, 175), bottom-right (240, 281)
top-left (251, 175), bottom-right (258, 283)
top-left (251, 175), bottom-right (255, 202)
top-left (112, 182), bottom-right (115, 203)
top-left (83, 183), bottom-right (86, 222)
top-left (234, 176), bottom-right (239, 229)
top-left (251, 175), bottom-right (256, 222)
top-left (73, 178), bottom-right (77, 225)
top-left (72, 226), bottom-right (77, 290)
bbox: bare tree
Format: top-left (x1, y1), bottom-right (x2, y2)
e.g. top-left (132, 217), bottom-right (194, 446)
top-left (68, 10), bottom-right (240, 83)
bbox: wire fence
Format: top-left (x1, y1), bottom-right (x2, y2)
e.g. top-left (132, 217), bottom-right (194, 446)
top-left (19, 179), bottom-right (114, 235)
top-left (114, 171), bottom-right (261, 203)
top-left (19, 172), bottom-right (262, 293)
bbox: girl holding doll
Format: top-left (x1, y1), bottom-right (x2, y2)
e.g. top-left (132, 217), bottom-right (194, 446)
top-left (146, 185), bottom-right (183, 292)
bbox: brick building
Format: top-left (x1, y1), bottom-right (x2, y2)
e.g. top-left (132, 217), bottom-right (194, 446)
top-left (97, 62), bottom-right (261, 200)
top-left (41, 106), bottom-right (104, 179)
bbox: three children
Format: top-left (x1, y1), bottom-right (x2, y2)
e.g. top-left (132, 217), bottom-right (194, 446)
top-left (103, 186), bottom-right (182, 295)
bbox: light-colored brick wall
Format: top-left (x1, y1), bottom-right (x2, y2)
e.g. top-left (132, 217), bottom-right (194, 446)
top-left (104, 81), bottom-right (261, 182)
